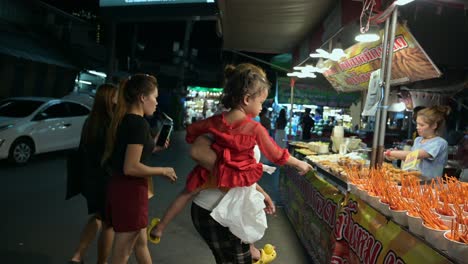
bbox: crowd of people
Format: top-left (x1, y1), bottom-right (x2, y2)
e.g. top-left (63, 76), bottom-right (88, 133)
top-left (68, 63), bottom-right (312, 264)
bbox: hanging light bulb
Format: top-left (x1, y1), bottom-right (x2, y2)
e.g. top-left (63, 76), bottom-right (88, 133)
top-left (355, 25), bottom-right (380, 43)
top-left (329, 39), bottom-right (346, 61)
top-left (395, 0), bottom-right (415, 5)
top-left (316, 58), bottom-right (325, 68)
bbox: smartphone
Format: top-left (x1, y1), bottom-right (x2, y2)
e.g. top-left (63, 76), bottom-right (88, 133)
top-left (155, 123), bottom-right (173, 147)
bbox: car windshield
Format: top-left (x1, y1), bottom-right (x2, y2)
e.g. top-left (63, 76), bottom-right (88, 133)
top-left (0, 99), bottom-right (45, 117)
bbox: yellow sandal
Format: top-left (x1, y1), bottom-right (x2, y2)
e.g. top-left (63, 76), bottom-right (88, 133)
top-left (253, 244), bottom-right (277, 264)
top-left (147, 218), bottom-right (161, 244)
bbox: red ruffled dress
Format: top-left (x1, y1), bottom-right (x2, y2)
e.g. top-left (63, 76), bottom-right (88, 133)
top-left (185, 113), bottom-right (290, 192)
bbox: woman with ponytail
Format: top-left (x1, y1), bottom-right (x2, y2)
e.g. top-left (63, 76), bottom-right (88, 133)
top-left (69, 84), bottom-right (117, 264)
top-left (385, 105), bottom-right (451, 179)
top-left (102, 74), bottom-right (177, 264)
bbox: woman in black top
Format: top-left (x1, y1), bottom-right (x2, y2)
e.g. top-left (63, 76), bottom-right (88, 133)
top-left (275, 108), bottom-right (287, 148)
top-left (301, 108), bottom-right (315, 141)
top-left (102, 74), bottom-right (177, 264)
top-left (70, 84), bottom-right (117, 264)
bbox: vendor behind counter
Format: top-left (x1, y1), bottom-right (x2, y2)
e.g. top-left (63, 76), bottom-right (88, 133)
top-left (384, 106), bottom-right (450, 179)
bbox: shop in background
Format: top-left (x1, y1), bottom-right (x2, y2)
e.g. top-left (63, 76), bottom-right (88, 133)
top-left (184, 85), bottom-right (223, 126)
top-left (276, 103), bottom-right (353, 139)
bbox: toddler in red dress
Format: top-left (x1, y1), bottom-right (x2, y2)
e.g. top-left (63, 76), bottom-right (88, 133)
top-left (149, 63), bottom-right (312, 262)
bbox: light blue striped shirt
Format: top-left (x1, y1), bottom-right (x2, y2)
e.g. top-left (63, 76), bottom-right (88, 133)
top-left (411, 136), bottom-right (448, 179)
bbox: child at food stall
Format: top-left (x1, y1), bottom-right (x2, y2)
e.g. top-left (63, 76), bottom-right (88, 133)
top-left (384, 106), bottom-right (450, 179)
top-left (148, 63), bottom-right (312, 263)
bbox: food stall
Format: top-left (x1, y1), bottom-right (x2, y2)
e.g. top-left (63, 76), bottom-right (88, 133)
top-left (276, 77), bottom-right (361, 139)
top-left (280, 144), bottom-right (467, 264)
top-left (279, 1), bottom-right (468, 261)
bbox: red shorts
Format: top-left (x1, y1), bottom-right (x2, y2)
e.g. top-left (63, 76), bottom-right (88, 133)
top-left (106, 174), bottom-right (148, 232)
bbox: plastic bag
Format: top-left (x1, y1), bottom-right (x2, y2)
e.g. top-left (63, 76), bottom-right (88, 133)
top-left (210, 184), bottom-right (267, 243)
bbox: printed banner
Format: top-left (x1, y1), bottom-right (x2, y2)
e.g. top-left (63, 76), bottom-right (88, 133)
top-left (331, 193), bottom-right (451, 264)
top-left (277, 77), bottom-right (360, 107)
top-left (280, 162), bottom-right (453, 264)
top-left (280, 167), bottom-right (344, 263)
top-left (322, 24), bottom-right (441, 92)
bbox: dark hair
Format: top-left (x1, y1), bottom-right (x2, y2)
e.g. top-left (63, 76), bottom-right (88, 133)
top-left (276, 108), bottom-right (287, 129)
top-left (221, 63), bottom-right (271, 109)
top-left (417, 105), bottom-right (451, 134)
top-left (83, 83), bottom-right (117, 146)
top-left (102, 74), bottom-right (158, 164)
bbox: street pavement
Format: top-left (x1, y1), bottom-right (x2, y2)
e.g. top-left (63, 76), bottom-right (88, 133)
top-left (1, 131), bottom-right (311, 264)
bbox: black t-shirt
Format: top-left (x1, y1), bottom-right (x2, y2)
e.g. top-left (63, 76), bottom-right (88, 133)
top-left (110, 114), bottom-right (154, 175)
top-left (301, 115), bottom-right (315, 130)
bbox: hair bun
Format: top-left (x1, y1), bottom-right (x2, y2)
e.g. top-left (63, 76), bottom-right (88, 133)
top-left (224, 64), bottom-right (236, 80)
top-left (438, 105), bottom-right (451, 116)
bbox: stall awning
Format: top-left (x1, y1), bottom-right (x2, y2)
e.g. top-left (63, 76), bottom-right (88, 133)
top-left (218, 0), bottom-right (338, 54)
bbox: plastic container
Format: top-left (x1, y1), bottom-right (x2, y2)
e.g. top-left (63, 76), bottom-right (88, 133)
top-left (443, 231), bottom-right (468, 263)
top-left (367, 194), bottom-right (381, 210)
top-left (376, 199), bottom-right (391, 217)
top-left (422, 222), bottom-right (450, 251)
top-left (390, 209), bottom-right (409, 227)
top-left (407, 212), bottom-right (424, 237)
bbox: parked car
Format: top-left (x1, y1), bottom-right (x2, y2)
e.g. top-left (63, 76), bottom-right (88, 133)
top-left (62, 92), bottom-right (95, 109)
top-left (0, 97), bottom-right (90, 164)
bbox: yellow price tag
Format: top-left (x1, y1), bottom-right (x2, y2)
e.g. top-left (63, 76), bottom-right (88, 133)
top-left (402, 150), bottom-right (419, 171)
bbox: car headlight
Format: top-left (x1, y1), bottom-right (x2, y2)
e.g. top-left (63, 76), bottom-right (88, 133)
top-left (0, 124), bottom-right (14, 132)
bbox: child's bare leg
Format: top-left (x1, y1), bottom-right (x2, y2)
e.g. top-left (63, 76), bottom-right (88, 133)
top-left (150, 188), bottom-right (200, 239)
top-left (250, 244), bottom-right (261, 260)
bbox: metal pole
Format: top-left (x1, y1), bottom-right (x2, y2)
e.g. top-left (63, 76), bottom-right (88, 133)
top-left (289, 80), bottom-right (295, 138)
top-left (370, 18), bottom-right (390, 168)
top-left (377, 7), bottom-right (399, 166)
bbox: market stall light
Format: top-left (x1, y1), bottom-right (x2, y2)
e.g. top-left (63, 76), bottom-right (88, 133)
top-left (330, 49), bottom-right (346, 61)
top-left (316, 58), bottom-right (325, 68)
top-left (287, 72), bottom-right (316, 78)
top-left (309, 48), bottom-right (330, 59)
top-left (309, 49), bottom-right (345, 61)
top-left (316, 49), bottom-right (328, 56)
top-left (88, 70), bottom-right (107, 78)
top-left (79, 80), bottom-right (92, 85)
top-left (330, 40), bottom-right (346, 61)
top-left (395, 0), bottom-right (415, 5)
top-left (355, 33), bottom-right (380, 42)
top-left (355, 25), bottom-right (380, 43)
top-left (293, 65), bottom-right (325, 73)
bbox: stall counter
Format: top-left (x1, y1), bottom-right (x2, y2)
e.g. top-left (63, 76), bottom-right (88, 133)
top-left (280, 149), bottom-right (455, 264)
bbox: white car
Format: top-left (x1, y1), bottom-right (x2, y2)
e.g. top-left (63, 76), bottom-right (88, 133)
top-left (0, 97), bottom-right (90, 164)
